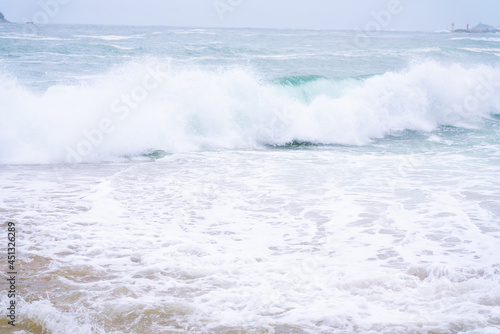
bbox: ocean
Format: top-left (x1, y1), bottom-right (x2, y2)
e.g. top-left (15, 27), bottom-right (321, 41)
top-left (1, 24), bottom-right (500, 333)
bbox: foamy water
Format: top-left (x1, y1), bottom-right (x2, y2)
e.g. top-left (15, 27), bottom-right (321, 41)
top-left (1, 61), bottom-right (499, 164)
top-left (1, 25), bottom-right (500, 333)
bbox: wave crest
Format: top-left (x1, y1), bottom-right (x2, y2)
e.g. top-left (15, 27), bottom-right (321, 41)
top-left (1, 60), bottom-right (499, 163)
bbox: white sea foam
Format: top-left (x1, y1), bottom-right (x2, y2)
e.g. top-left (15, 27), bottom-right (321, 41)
top-left (0, 60), bottom-right (499, 164)
top-left (3, 26), bottom-right (500, 334)
top-left (2, 149), bottom-right (499, 333)
top-left (452, 36), bottom-right (500, 42)
top-left (15, 297), bottom-right (105, 334)
top-left (462, 47), bottom-right (500, 56)
top-left (0, 34), bottom-right (67, 41)
top-left (74, 34), bottom-right (145, 41)
top-left (109, 44), bottom-right (136, 50)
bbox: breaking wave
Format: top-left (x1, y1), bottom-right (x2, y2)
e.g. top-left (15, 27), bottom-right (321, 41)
top-left (1, 60), bottom-right (499, 163)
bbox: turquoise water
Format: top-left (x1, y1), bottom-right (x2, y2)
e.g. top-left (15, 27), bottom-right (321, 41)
top-left (2, 25), bottom-right (500, 89)
top-left (1, 24), bottom-right (500, 162)
top-left (1, 24), bottom-right (500, 333)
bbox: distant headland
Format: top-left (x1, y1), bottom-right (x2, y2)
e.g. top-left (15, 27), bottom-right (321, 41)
top-left (452, 23), bottom-right (499, 33)
top-left (0, 11), bottom-right (10, 23)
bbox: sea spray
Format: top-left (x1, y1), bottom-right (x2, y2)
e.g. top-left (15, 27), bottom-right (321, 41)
top-left (1, 61), bottom-right (498, 164)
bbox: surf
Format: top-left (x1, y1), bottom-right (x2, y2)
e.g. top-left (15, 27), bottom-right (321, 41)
top-left (0, 60), bottom-right (499, 164)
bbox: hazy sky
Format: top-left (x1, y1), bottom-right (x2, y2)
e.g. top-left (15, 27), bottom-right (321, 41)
top-left (1, 0), bottom-right (499, 31)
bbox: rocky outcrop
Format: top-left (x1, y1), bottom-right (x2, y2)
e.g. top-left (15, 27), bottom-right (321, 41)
top-left (0, 12), bottom-right (9, 23)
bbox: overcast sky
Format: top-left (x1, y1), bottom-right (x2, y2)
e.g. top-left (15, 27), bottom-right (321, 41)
top-left (1, 0), bottom-right (499, 31)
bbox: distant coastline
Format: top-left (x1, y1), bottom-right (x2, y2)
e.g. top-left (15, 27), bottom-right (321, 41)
top-left (454, 23), bottom-right (499, 33)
